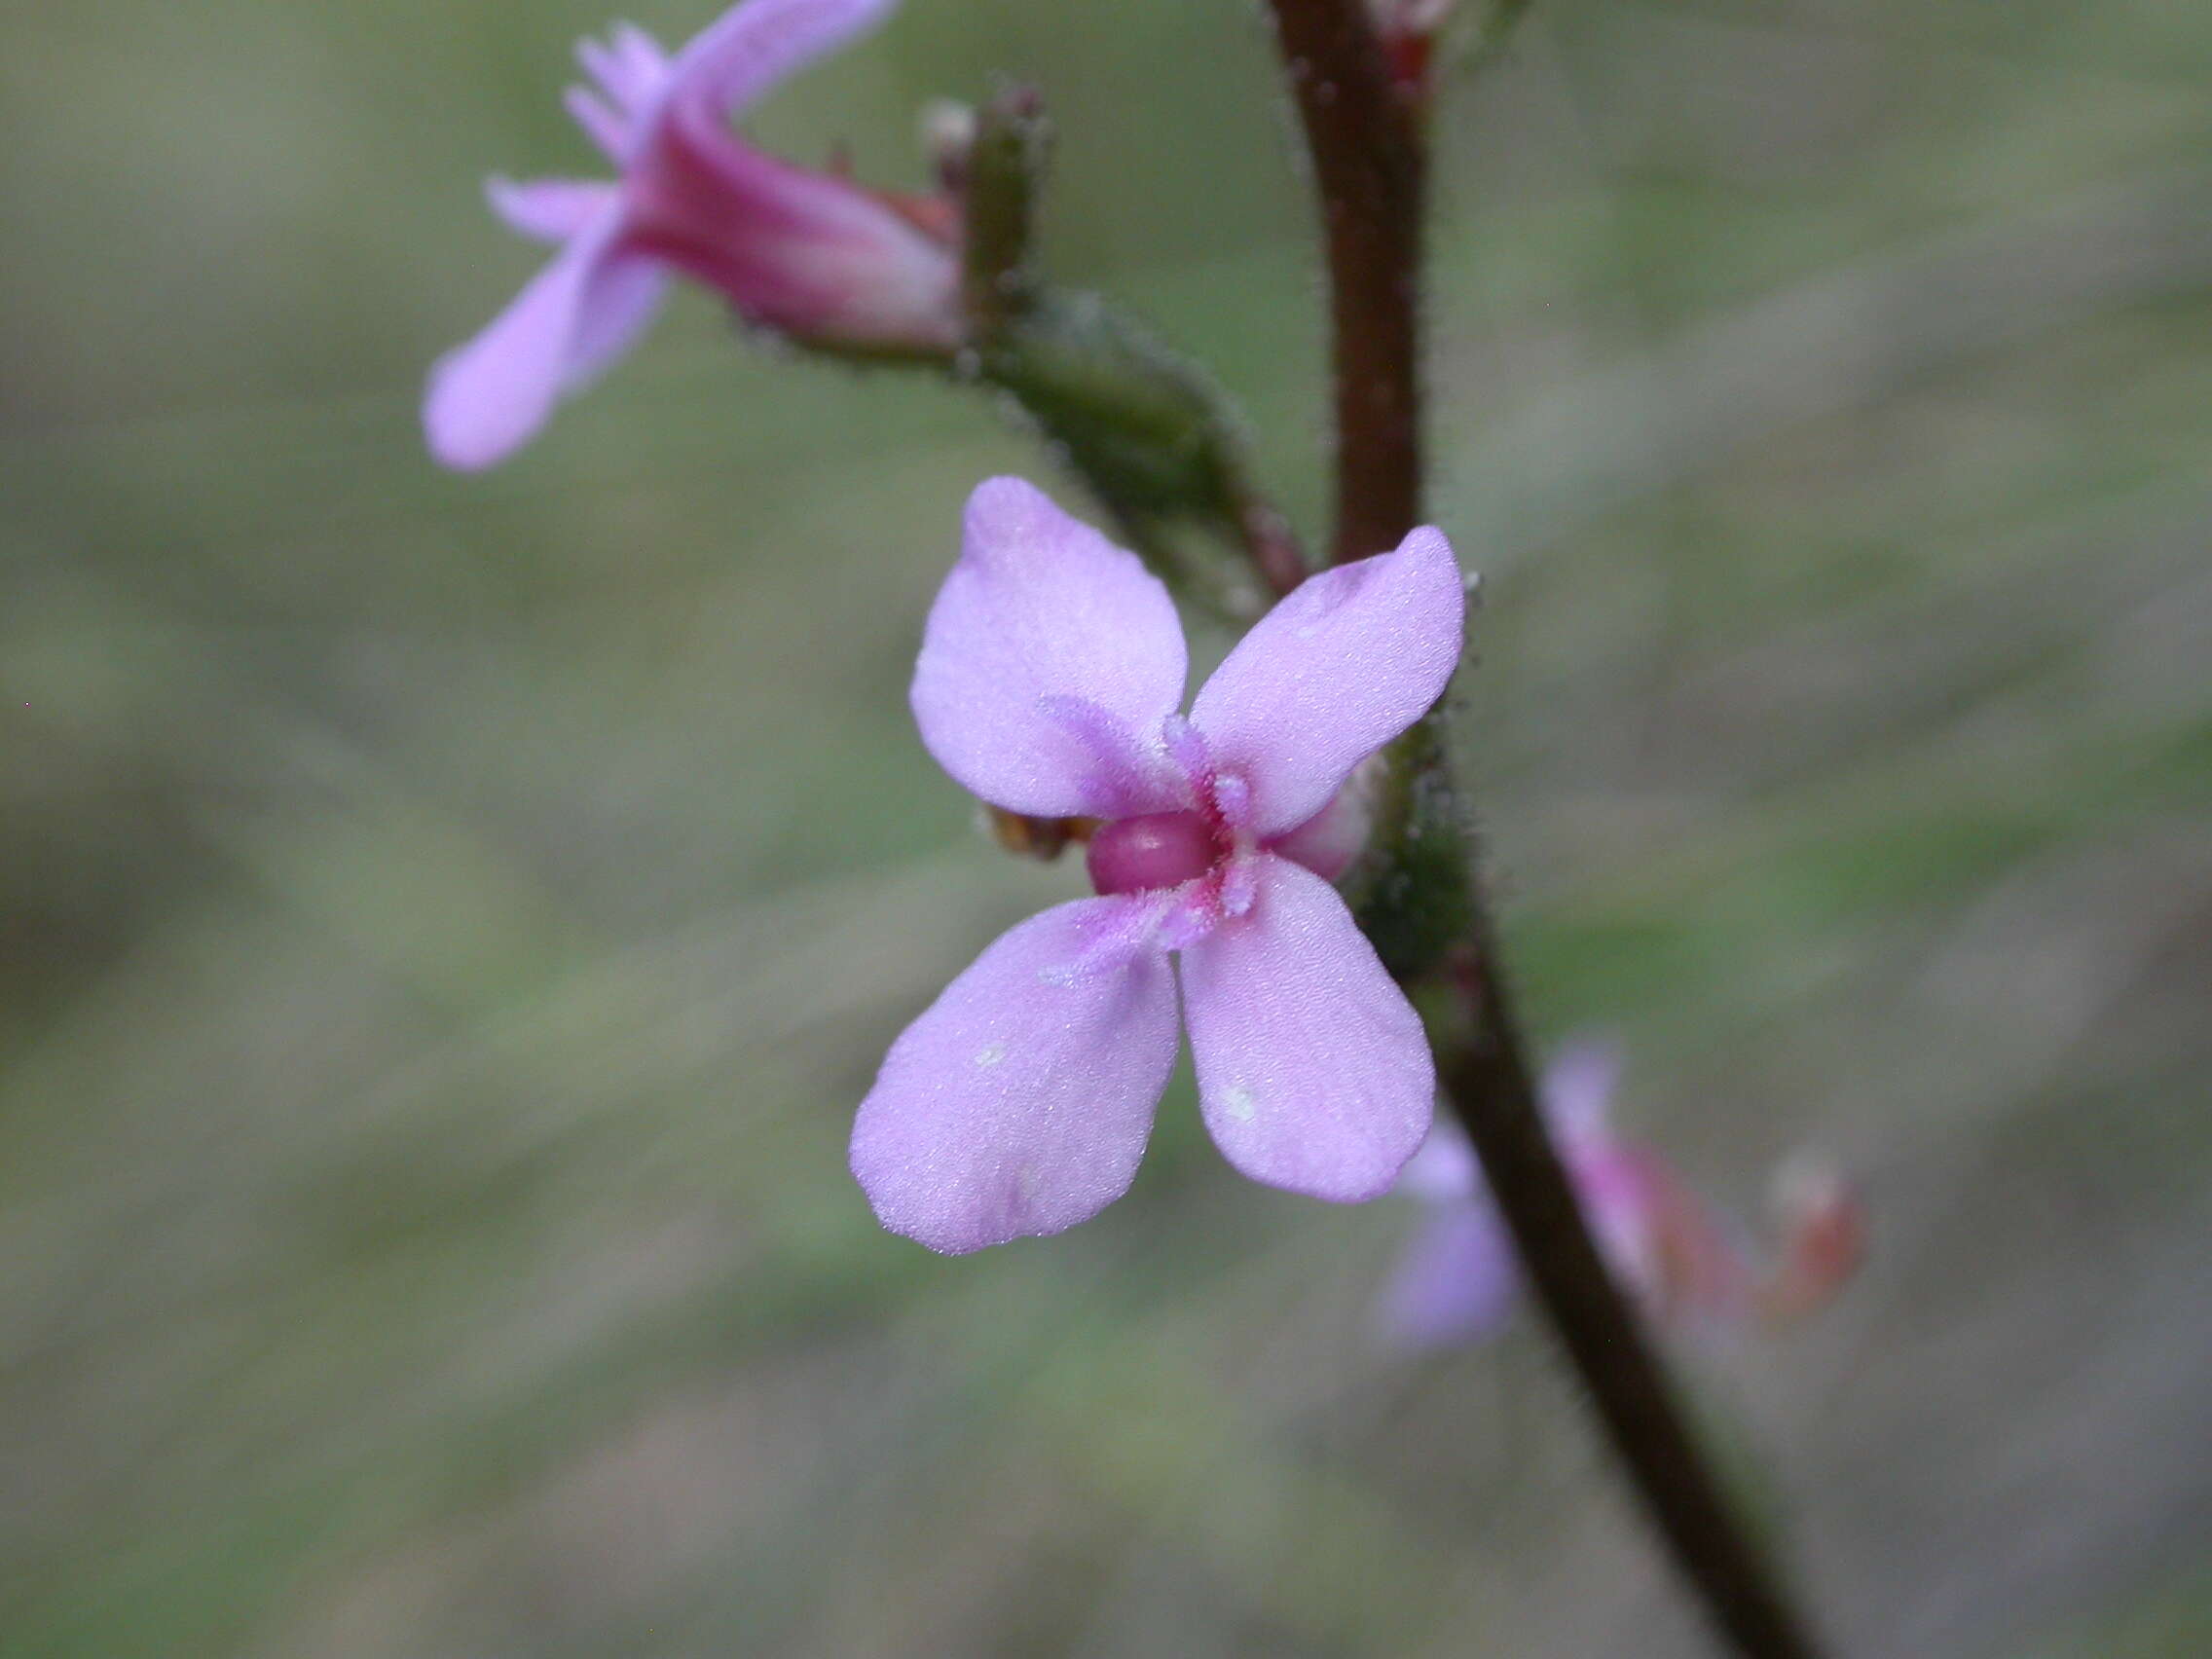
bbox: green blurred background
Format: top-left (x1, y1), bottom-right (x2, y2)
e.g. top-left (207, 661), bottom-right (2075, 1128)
top-left (4, 0), bottom-right (2209, 1653)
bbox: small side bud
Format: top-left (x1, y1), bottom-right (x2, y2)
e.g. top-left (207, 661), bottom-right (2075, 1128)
top-left (959, 85), bottom-right (1052, 335)
top-left (919, 98), bottom-right (977, 197)
top-left (1367, 0), bottom-right (1457, 94)
top-left (1757, 1156), bottom-right (1866, 1322)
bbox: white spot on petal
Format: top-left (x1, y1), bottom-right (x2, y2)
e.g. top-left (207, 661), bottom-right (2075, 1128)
top-left (975, 1041), bottom-right (1008, 1068)
top-left (1221, 1084), bottom-right (1258, 1123)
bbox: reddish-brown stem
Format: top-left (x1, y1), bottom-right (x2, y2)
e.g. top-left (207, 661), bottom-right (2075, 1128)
top-left (1442, 936), bottom-right (1823, 1659)
top-left (1263, 3), bottom-right (1827, 1656)
top-left (1266, 0), bottom-right (1425, 564)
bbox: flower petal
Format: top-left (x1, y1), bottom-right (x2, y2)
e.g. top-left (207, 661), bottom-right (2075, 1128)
top-left (911, 478), bottom-right (1188, 818)
top-left (423, 213), bottom-right (664, 470)
top-left (1190, 526), bottom-right (1465, 835)
top-left (1262, 758), bottom-right (1378, 884)
top-left (1181, 855), bottom-right (1432, 1201)
top-left (851, 897), bottom-right (1180, 1254)
top-left (1394, 1119), bottom-right (1478, 1203)
top-left (660, 0), bottom-right (901, 127)
top-left (565, 253), bottom-right (669, 384)
top-left (486, 176), bottom-right (621, 243)
top-left (578, 23), bottom-right (673, 123)
top-left (1540, 1036), bottom-right (1623, 1147)
top-left (1378, 1203), bottom-right (1521, 1347)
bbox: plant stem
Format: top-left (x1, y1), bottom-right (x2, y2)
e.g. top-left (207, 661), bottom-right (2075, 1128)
top-left (1266, 0), bottom-right (1425, 563)
top-left (1439, 938), bottom-right (1823, 1659)
top-left (1262, 4), bottom-right (1826, 1656)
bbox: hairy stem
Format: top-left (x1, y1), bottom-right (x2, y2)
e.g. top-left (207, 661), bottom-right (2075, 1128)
top-left (1439, 938), bottom-right (1823, 1659)
top-left (1266, 0), bottom-right (1425, 562)
top-left (1263, 3), bottom-right (1825, 1655)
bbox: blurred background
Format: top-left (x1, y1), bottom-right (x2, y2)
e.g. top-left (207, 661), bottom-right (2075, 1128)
top-left (4, 0), bottom-right (2208, 1653)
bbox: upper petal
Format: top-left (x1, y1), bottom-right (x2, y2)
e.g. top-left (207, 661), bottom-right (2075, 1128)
top-left (1190, 526), bottom-right (1465, 835)
top-left (657, 0), bottom-right (900, 130)
top-left (850, 897), bottom-right (1181, 1254)
top-left (1180, 854), bottom-right (1433, 1202)
top-left (911, 478), bottom-right (1189, 818)
top-left (577, 22), bottom-right (674, 127)
top-left (423, 210), bottom-right (665, 470)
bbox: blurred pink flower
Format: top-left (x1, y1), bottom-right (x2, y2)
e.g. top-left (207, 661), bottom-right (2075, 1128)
top-left (850, 478), bottom-right (1466, 1253)
top-left (1380, 1041), bottom-right (1862, 1346)
top-left (424, 0), bottom-right (960, 470)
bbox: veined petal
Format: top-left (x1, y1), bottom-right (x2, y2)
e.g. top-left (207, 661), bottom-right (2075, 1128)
top-left (422, 211), bottom-right (664, 470)
top-left (1191, 526), bottom-right (1465, 835)
top-left (659, 0), bottom-right (901, 129)
top-left (851, 898), bottom-right (1180, 1254)
top-left (486, 175), bottom-right (622, 244)
top-left (912, 478), bottom-right (1188, 818)
top-left (1181, 855), bottom-right (1432, 1201)
top-left (1377, 1203), bottom-right (1520, 1348)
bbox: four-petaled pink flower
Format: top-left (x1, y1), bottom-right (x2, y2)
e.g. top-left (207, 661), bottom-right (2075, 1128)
top-left (1380, 1040), bottom-right (1863, 1346)
top-left (851, 478), bottom-right (1466, 1253)
top-left (424, 0), bottom-right (960, 470)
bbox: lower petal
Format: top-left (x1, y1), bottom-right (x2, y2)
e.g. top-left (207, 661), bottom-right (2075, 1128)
top-left (1176, 858), bottom-right (1433, 1212)
top-left (423, 211), bottom-right (660, 470)
top-left (1180, 855), bottom-right (1433, 1202)
top-left (566, 253), bottom-right (669, 387)
top-left (850, 898), bottom-right (1180, 1254)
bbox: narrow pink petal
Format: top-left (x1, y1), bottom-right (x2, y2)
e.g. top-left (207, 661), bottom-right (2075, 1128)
top-left (1181, 855), bottom-right (1433, 1201)
top-left (423, 212), bottom-right (663, 470)
top-left (1572, 1146), bottom-right (1664, 1300)
top-left (485, 176), bottom-right (621, 243)
top-left (659, 0), bottom-right (901, 127)
top-left (577, 24), bottom-right (671, 121)
top-left (1540, 1036), bottom-right (1623, 1147)
top-left (851, 898), bottom-right (1180, 1254)
top-left (565, 253), bottom-right (668, 384)
top-left (563, 85), bottom-right (632, 162)
top-left (610, 21), bottom-right (673, 89)
top-left (911, 478), bottom-right (1188, 818)
top-left (1190, 526), bottom-right (1465, 836)
top-left (1378, 1204), bottom-right (1521, 1347)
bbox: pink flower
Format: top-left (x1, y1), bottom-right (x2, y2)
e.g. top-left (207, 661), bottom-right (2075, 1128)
top-left (851, 478), bottom-right (1466, 1253)
top-left (424, 0), bottom-right (961, 470)
top-left (1380, 1040), bottom-right (1862, 1346)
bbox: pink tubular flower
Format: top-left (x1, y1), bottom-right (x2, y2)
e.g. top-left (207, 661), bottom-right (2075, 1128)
top-left (850, 478), bottom-right (1467, 1254)
top-left (1380, 1041), bottom-right (1862, 1346)
top-left (424, 0), bottom-right (961, 470)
